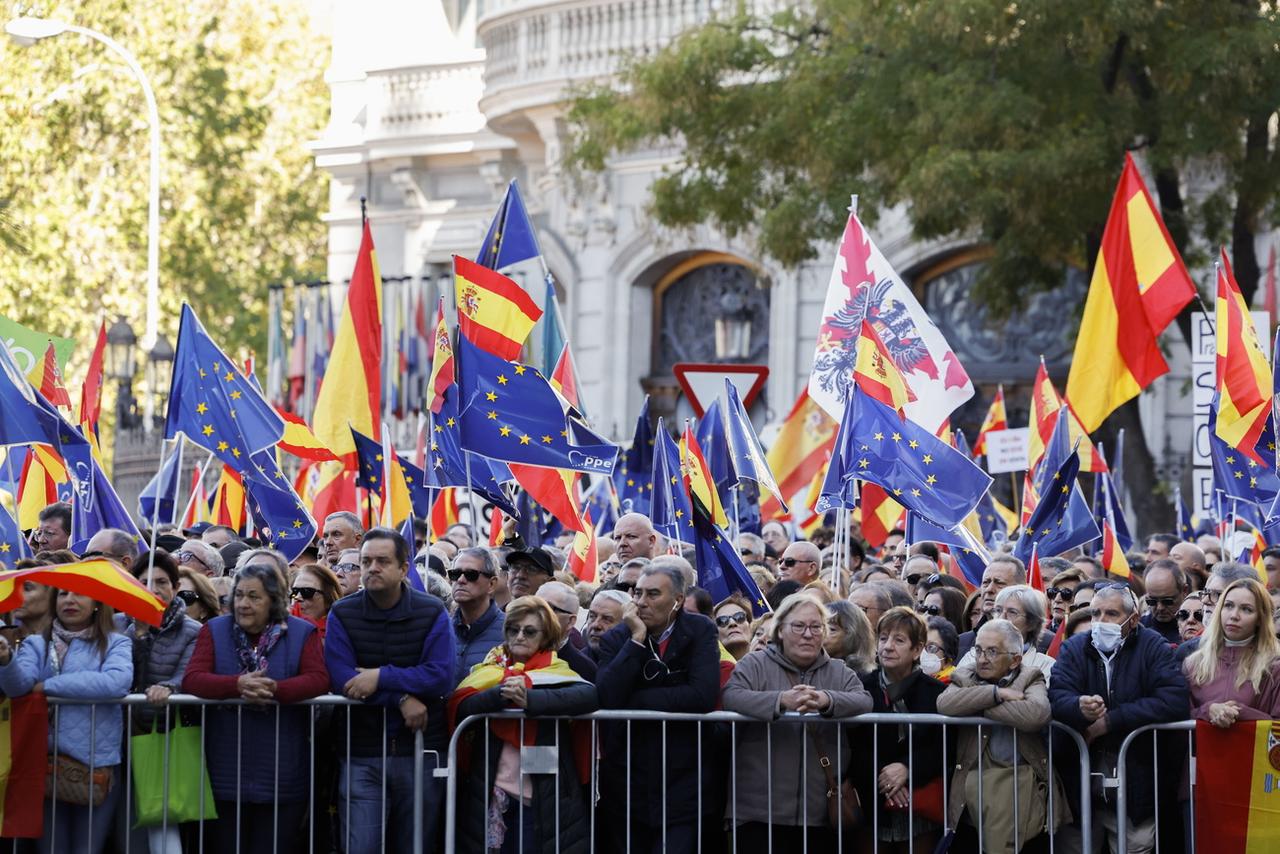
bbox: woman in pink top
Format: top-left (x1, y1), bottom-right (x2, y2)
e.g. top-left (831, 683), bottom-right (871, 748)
top-left (1183, 578), bottom-right (1280, 726)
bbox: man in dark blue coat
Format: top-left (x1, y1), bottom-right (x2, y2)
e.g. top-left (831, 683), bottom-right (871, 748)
top-left (448, 546), bottom-right (506, 685)
top-left (596, 564), bottom-right (722, 854)
top-left (1048, 584), bottom-right (1188, 854)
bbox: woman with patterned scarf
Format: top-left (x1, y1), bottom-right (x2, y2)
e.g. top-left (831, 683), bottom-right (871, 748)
top-left (183, 562), bottom-right (329, 854)
top-left (449, 595), bottom-right (598, 854)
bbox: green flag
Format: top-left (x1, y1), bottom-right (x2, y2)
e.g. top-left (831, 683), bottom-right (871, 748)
top-left (0, 316), bottom-right (75, 378)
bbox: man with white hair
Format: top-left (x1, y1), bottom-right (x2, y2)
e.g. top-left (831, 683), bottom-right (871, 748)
top-left (585, 589), bottom-right (629, 655)
top-left (320, 511), bottom-right (363, 568)
top-left (536, 580), bottom-right (597, 679)
top-left (177, 539), bottom-right (224, 578)
top-left (1049, 584), bottom-right (1188, 854)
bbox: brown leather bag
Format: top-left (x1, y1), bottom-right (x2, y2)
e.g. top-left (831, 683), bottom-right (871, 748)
top-left (808, 726), bottom-right (863, 828)
top-left (47, 754), bottom-right (112, 807)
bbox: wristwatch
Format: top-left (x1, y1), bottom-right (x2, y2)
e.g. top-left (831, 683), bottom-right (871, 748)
top-left (398, 693), bottom-right (413, 707)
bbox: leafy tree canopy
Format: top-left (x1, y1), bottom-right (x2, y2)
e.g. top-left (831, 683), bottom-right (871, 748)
top-left (0, 0), bottom-right (328, 375)
top-left (568, 0), bottom-right (1280, 309)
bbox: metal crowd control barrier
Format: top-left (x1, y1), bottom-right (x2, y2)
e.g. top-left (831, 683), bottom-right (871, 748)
top-left (42, 693), bottom-right (429, 854)
top-left (1114, 720), bottom-right (1197, 854)
top-left (444, 710), bottom-right (1093, 854)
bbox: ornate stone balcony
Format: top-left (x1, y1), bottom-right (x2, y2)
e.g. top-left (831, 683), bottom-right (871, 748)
top-left (363, 56), bottom-right (490, 146)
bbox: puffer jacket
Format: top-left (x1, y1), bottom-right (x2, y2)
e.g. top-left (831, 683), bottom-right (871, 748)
top-left (118, 607), bottom-right (202, 729)
top-left (454, 679), bottom-right (598, 854)
top-left (0, 631), bottom-right (132, 767)
top-left (721, 644), bottom-right (873, 826)
top-left (937, 664), bottom-right (1072, 836)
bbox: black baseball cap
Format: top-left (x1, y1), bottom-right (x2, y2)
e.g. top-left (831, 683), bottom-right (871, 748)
top-left (505, 548), bottom-right (554, 577)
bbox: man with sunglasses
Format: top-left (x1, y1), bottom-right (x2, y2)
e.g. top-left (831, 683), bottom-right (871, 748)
top-left (597, 565), bottom-right (722, 853)
top-left (448, 547), bottom-right (505, 686)
top-left (777, 541), bottom-right (822, 585)
top-left (1138, 559), bottom-right (1188, 645)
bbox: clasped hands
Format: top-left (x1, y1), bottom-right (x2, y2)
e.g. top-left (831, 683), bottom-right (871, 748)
top-left (779, 684), bottom-right (832, 714)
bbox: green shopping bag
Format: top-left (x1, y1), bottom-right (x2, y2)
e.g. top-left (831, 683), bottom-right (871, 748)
top-left (130, 720), bottom-right (218, 827)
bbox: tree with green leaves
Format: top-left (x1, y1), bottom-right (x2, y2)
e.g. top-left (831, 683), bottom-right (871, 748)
top-left (567, 0), bottom-right (1280, 535)
top-left (0, 0), bottom-right (328, 378)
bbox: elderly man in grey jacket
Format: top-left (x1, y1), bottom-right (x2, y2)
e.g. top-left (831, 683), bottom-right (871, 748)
top-left (722, 592), bottom-right (873, 852)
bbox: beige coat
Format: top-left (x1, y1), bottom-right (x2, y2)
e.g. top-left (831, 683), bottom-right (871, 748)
top-left (936, 665), bottom-right (1072, 851)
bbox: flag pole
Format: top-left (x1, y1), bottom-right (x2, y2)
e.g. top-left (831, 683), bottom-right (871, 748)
top-left (177, 451), bottom-right (217, 528)
top-left (168, 438), bottom-right (185, 526)
top-left (143, 436), bottom-right (172, 586)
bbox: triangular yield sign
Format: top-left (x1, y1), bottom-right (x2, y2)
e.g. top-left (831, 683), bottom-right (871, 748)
top-left (672, 362), bottom-right (769, 417)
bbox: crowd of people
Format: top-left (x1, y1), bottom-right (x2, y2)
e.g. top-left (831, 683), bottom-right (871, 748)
top-left (3, 499), bottom-right (1280, 853)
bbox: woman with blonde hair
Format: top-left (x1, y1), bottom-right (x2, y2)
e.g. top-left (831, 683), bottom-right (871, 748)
top-left (1184, 577), bottom-right (1280, 726)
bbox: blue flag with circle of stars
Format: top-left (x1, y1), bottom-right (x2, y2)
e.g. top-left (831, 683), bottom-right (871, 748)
top-left (1210, 394), bottom-right (1280, 511)
top-left (240, 449), bottom-right (317, 563)
top-left (71, 453), bottom-right (144, 554)
top-left (1091, 464), bottom-right (1134, 552)
top-left (613, 396), bottom-right (654, 517)
top-left (476, 179), bottom-right (541, 272)
top-left (821, 387), bottom-right (991, 529)
top-left (1012, 412), bottom-right (1099, 562)
top-left (696, 399), bottom-right (735, 492)
top-left (423, 384), bottom-right (517, 517)
top-left (0, 500), bottom-right (31, 566)
top-left (651, 417), bottom-right (696, 543)
top-left (904, 511), bottom-right (990, 587)
top-left (455, 336), bottom-right (617, 476)
top-left (816, 402), bottom-right (860, 513)
top-left (165, 304), bottom-right (284, 475)
top-left (691, 512), bottom-right (770, 616)
top-left (349, 428), bottom-right (433, 519)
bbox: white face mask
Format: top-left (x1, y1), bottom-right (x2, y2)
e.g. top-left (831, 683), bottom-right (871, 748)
top-left (919, 651), bottom-right (943, 675)
top-left (1090, 620), bottom-right (1124, 654)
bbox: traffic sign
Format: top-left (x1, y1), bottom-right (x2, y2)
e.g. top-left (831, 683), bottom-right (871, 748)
top-left (672, 363), bottom-right (769, 417)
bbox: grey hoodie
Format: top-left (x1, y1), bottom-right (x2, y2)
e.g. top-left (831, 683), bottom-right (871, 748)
top-left (721, 643), bottom-right (873, 826)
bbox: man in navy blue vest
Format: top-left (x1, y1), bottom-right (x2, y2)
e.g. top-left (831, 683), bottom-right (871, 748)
top-left (325, 527), bottom-right (456, 853)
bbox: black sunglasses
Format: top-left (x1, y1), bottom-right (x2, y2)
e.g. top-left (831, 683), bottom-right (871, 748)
top-left (905, 573), bottom-right (928, 586)
top-left (1147, 596), bottom-right (1181, 608)
top-left (615, 581), bottom-right (637, 594)
top-left (916, 603), bottom-right (943, 616)
top-left (1175, 609), bottom-right (1203, 622)
top-left (779, 557), bottom-right (815, 568)
top-left (291, 587), bottom-right (320, 601)
top-left (715, 612), bottom-right (749, 628)
top-left (335, 562), bottom-right (360, 575)
top-left (447, 568), bottom-right (492, 583)
top-left (176, 590), bottom-right (200, 606)
top-left (504, 625), bottom-right (541, 639)
top-left (1045, 587), bottom-right (1074, 601)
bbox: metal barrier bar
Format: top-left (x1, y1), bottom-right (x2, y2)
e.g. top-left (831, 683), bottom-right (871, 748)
top-left (1115, 720), bottom-right (1197, 854)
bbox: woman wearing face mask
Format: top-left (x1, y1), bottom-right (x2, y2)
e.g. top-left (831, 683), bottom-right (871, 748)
top-left (923, 617), bottom-right (958, 683)
top-left (1184, 578), bottom-right (1280, 726)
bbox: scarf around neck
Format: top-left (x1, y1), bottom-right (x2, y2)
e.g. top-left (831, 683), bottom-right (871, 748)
top-left (50, 621), bottom-right (96, 669)
top-left (233, 620), bottom-right (287, 674)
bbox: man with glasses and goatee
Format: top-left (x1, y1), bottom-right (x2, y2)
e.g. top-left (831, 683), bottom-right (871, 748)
top-left (447, 546), bottom-right (506, 686)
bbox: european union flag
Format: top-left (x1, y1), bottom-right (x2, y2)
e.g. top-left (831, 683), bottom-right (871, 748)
top-left (816, 401), bottom-right (860, 513)
top-left (138, 442), bottom-right (184, 524)
top-left (0, 340), bottom-right (94, 492)
top-left (614, 396), bottom-right (654, 516)
top-left (733, 480), bottom-right (762, 536)
top-left (0, 500), bottom-right (31, 566)
top-left (1012, 425), bottom-right (1099, 562)
top-left (723, 379), bottom-right (787, 510)
top-left (824, 387), bottom-right (992, 529)
top-left (651, 418), bottom-right (695, 543)
top-left (1175, 486), bottom-right (1195, 542)
top-left (71, 454), bottom-right (143, 554)
top-left (476, 179), bottom-right (541, 272)
top-left (243, 450), bottom-right (316, 563)
top-left (515, 487), bottom-right (561, 547)
top-left (350, 428), bottom-right (434, 519)
top-left (904, 511), bottom-right (990, 587)
top-left (1212, 394), bottom-right (1280, 510)
top-left (166, 305), bottom-right (284, 474)
top-left (696, 399), bottom-right (735, 492)
top-left (455, 336), bottom-right (617, 475)
top-left (424, 384), bottom-right (517, 516)
top-left (691, 513), bottom-right (770, 616)
top-left (583, 476), bottom-right (620, 536)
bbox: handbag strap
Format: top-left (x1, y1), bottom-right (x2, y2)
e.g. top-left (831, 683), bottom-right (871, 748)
top-left (806, 725), bottom-right (841, 793)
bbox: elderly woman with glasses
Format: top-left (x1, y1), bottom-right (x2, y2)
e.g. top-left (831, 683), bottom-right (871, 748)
top-left (1176, 592), bottom-right (1206, 642)
top-left (957, 585), bottom-right (1055, 681)
top-left (182, 563), bottom-right (330, 853)
top-left (722, 592), bottom-right (873, 852)
top-left (448, 596), bottom-right (597, 854)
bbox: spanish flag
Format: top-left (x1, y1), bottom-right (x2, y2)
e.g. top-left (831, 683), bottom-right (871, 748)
top-left (1100, 520), bottom-right (1130, 578)
top-left (1216, 249), bottom-right (1273, 465)
top-left (972, 386), bottom-right (1007, 457)
top-left (17, 446), bottom-right (67, 530)
top-left (1195, 720), bottom-right (1280, 852)
top-left (550, 343), bottom-right (581, 411)
top-left (0, 694), bottom-right (48, 836)
top-left (78, 321), bottom-right (107, 435)
top-left (210, 466), bottom-right (246, 532)
top-left (510, 465), bottom-right (586, 534)
top-left (429, 488), bottom-right (460, 539)
top-left (854, 319), bottom-right (913, 416)
top-left (299, 459), bottom-right (357, 525)
top-left (1066, 153), bottom-right (1196, 433)
top-left (426, 297), bottom-right (454, 414)
top-left (275, 407), bottom-right (337, 462)
top-left (1028, 360), bottom-right (1106, 474)
top-left (22, 559), bottom-right (166, 626)
top-left (27, 342), bottom-right (70, 409)
top-left (681, 426), bottom-right (729, 529)
top-left (313, 219), bottom-right (382, 467)
top-left (567, 510), bottom-right (598, 582)
top-left (455, 255), bottom-right (542, 361)
top-left (762, 389), bottom-right (838, 519)
top-left (858, 482), bottom-right (905, 549)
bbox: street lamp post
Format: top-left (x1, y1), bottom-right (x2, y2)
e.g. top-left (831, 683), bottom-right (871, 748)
top-left (5, 16), bottom-right (162, 417)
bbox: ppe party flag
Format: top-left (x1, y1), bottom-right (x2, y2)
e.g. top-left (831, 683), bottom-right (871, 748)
top-left (972, 386), bottom-right (1007, 457)
top-left (165, 304), bottom-right (284, 474)
top-left (455, 336), bottom-right (617, 475)
top-left (455, 255), bottom-right (542, 361)
top-left (1194, 719), bottom-right (1280, 853)
top-left (312, 218), bottom-right (382, 466)
top-left (476, 179), bottom-right (541, 272)
top-left (70, 454), bottom-right (144, 554)
top-left (724, 379), bottom-right (786, 509)
top-left (1066, 153), bottom-right (1197, 432)
top-left (809, 209), bottom-right (973, 433)
top-left (1217, 249), bottom-right (1273, 465)
top-left (614, 396), bottom-right (655, 516)
top-left (426, 297), bottom-right (455, 414)
top-left (28, 342), bottom-right (70, 409)
top-left (0, 694), bottom-right (48, 836)
top-left (762, 389), bottom-right (838, 519)
top-left (275, 407), bottom-right (337, 462)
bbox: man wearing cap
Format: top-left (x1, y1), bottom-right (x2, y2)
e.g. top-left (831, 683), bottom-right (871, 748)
top-left (505, 547), bottom-right (555, 599)
top-left (448, 547), bottom-right (505, 686)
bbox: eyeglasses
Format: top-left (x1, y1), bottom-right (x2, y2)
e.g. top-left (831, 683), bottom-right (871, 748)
top-left (291, 587), bottom-right (320, 601)
top-left (175, 550), bottom-right (205, 566)
top-left (779, 558), bottom-right (816, 568)
top-left (905, 574), bottom-right (927, 586)
top-left (175, 590), bottom-right (200, 606)
top-left (334, 562), bottom-right (360, 576)
top-left (888, 554), bottom-right (907, 564)
top-left (1175, 609), bottom-right (1203, 623)
top-left (973, 646), bottom-right (1015, 661)
top-left (916, 604), bottom-right (943, 616)
top-left (615, 581), bottom-right (637, 594)
top-left (785, 621), bottom-right (824, 637)
top-left (924, 642), bottom-right (945, 656)
top-left (1201, 590), bottom-right (1222, 606)
top-left (1147, 596), bottom-right (1181, 608)
top-left (504, 625), bottom-right (542, 639)
top-left (1045, 587), bottom-right (1074, 601)
top-left (715, 612), bottom-right (749, 628)
top-left (993, 607), bottom-right (1025, 621)
top-left (446, 568), bottom-right (491, 583)
top-left (548, 603), bottom-right (576, 617)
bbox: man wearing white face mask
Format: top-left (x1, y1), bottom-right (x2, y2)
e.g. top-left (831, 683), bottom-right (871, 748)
top-left (1048, 584), bottom-right (1189, 854)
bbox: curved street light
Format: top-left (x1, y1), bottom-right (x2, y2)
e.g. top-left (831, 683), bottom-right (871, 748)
top-left (5, 16), bottom-right (162, 421)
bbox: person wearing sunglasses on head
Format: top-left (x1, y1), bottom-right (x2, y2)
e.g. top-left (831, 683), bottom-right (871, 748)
top-left (288, 563), bottom-right (341, 642)
top-left (1139, 559), bottom-right (1190, 646)
top-left (448, 547), bottom-right (507, 686)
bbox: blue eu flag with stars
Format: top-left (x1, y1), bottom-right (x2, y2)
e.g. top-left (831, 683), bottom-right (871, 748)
top-left (691, 513), bottom-right (770, 616)
top-left (165, 304), bottom-right (284, 474)
top-left (613, 396), bottom-right (654, 517)
top-left (651, 418), bottom-right (695, 543)
top-left (0, 501), bottom-right (31, 566)
top-left (424, 384), bottom-right (517, 517)
top-left (1013, 412), bottom-right (1099, 561)
top-left (242, 450), bottom-right (317, 563)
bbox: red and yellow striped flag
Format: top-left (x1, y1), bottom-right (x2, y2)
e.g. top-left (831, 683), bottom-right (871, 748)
top-left (567, 510), bottom-right (598, 582)
top-left (454, 255), bottom-right (542, 360)
top-left (1100, 521), bottom-right (1130, 578)
top-left (1029, 361), bottom-right (1106, 474)
top-left (27, 342), bottom-right (70, 409)
top-left (313, 219), bottom-right (383, 467)
top-left (681, 426), bottom-right (728, 529)
top-left (858, 482), bottom-right (905, 549)
top-left (1216, 249), bottom-right (1273, 464)
top-left (426, 297), bottom-right (454, 414)
top-left (762, 389), bottom-right (838, 519)
top-left (23, 559), bottom-right (166, 626)
top-left (275, 407), bottom-right (337, 462)
top-left (429, 488), bottom-right (460, 539)
top-left (854, 319), bottom-right (913, 416)
top-left (550, 343), bottom-right (581, 411)
top-left (1195, 720), bottom-right (1280, 852)
top-left (17, 446), bottom-right (67, 530)
top-left (972, 386), bottom-right (1007, 457)
top-left (0, 694), bottom-right (48, 836)
top-left (210, 466), bottom-right (246, 532)
top-left (1066, 153), bottom-right (1196, 432)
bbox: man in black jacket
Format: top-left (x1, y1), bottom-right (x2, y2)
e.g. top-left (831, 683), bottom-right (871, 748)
top-left (1048, 584), bottom-right (1188, 854)
top-left (596, 565), bottom-right (723, 854)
